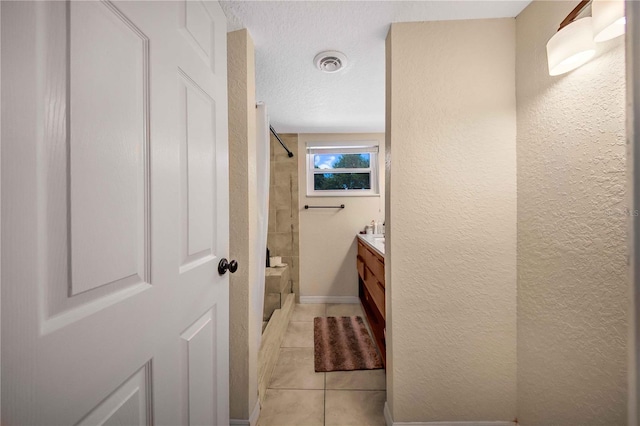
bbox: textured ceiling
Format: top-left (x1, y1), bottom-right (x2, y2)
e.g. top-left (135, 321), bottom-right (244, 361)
top-left (220, 1), bottom-right (531, 133)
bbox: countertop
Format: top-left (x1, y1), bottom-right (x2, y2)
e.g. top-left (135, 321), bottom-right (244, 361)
top-left (357, 234), bottom-right (385, 257)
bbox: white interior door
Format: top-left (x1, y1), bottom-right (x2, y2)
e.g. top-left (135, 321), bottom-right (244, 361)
top-left (1, 1), bottom-right (230, 425)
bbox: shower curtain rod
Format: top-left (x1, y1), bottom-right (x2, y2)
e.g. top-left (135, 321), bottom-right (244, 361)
top-left (270, 125), bottom-right (294, 158)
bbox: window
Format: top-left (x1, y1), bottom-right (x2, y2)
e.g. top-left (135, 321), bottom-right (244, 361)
top-left (306, 142), bottom-right (379, 197)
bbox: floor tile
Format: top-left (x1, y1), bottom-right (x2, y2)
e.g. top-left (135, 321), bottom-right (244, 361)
top-left (269, 348), bottom-right (324, 389)
top-left (326, 303), bottom-right (364, 317)
top-left (324, 390), bottom-right (387, 426)
top-left (259, 299), bottom-right (387, 426)
top-left (291, 303), bottom-right (326, 321)
top-left (325, 369), bottom-right (386, 390)
top-left (258, 389), bottom-right (324, 426)
top-left (281, 321), bottom-right (314, 347)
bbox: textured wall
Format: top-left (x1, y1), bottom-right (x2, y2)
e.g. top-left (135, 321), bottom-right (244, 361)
top-left (385, 19), bottom-right (517, 422)
top-left (227, 29), bottom-right (259, 421)
top-left (267, 133), bottom-right (299, 302)
top-left (298, 133), bottom-right (385, 299)
top-left (516, 2), bottom-right (628, 425)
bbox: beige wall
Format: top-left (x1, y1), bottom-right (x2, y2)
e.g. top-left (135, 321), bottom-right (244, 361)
top-left (267, 133), bottom-right (300, 301)
top-left (227, 29), bottom-right (259, 422)
top-left (298, 133), bottom-right (385, 300)
top-left (516, 2), bottom-right (628, 425)
top-left (385, 19), bottom-right (517, 422)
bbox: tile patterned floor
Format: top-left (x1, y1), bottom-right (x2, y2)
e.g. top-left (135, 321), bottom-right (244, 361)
top-left (258, 303), bottom-right (387, 426)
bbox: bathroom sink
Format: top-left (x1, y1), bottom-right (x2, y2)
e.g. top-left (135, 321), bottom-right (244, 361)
top-left (374, 237), bottom-right (385, 245)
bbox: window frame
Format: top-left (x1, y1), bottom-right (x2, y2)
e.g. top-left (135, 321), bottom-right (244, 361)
top-left (305, 141), bottom-right (380, 197)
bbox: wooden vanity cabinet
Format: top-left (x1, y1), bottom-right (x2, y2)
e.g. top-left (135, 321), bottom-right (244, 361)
top-left (357, 239), bottom-right (386, 366)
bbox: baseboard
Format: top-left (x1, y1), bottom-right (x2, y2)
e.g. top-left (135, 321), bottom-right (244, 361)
top-left (300, 296), bottom-right (360, 304)
top-left (230, 400), bottom-right (261, 426)
top-left (384, 402), bottom-right (394, 426)
top-left (384, 402), bottom-right (515, 426)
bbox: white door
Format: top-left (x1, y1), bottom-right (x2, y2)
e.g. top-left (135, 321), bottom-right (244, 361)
top-left (1, 1), bottom-right (230, 425)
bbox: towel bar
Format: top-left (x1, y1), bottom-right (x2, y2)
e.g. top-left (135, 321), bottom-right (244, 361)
top-left (304, 204), bottom-right (345, 209)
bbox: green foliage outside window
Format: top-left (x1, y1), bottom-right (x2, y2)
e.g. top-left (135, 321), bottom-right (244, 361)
top-left (313, 154), bottom-right (371, 190)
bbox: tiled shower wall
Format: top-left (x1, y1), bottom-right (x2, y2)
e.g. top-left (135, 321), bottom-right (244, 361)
top-left (267, 133), bottom-right (299, 301)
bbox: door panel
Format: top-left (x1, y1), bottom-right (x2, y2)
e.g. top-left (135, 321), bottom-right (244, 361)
top-left (69, 0), bottom-right (150, 296)
top-left (180, 309), bottom-right (217, 426)
top-left (178, 69), bottom-right (217, 273)
top-left (32, 0), bottom-right (152, 335)
top-left (179, 0), bottom-right (216, 69)
top-left (1, 1), bottom-right (229, 424)
top-left (77, 362), bottom-right (153, 426)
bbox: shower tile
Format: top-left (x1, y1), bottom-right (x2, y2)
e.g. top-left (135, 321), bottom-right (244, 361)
top-left (292, 232), bottom-right (299, 255)
top-left (276, 209), bottom-right (295, 233)
top-left (274, 187), bottom-right (291, 210)
top-left (275, 170), bottom-right (292, 187)
top-left (269, 233), bottom-right (291, 256)
top-left (268, 209), bottom-right (276, 233)
top-left (278, 159), bottom-right (297, 173)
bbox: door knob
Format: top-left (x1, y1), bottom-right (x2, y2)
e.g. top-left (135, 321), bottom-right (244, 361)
top-left (218, 258), bottom-right (238, 275)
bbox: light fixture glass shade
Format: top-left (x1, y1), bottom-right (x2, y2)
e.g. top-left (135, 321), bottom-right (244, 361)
top-left (593, 0), bottom-right (626, 42)
top-left (546, 17), bottom-right (596, 76)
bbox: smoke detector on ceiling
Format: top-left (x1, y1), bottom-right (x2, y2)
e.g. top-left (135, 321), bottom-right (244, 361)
top-left (314, 51), bottom-right (348, 73)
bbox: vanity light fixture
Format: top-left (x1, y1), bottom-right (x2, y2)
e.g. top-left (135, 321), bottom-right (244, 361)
top-left (547, 17), bottom-right (596, 76)
top-left (546, 0), bottom-right (626, 76)
top-left (593, 0), bottom-right (626, 42)
top-left (546, 1), bottom-right (596, 76)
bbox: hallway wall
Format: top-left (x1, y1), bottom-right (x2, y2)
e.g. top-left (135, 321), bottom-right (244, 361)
top-left (385, 18), bottom-right (517, 422)
top-left (516, 2), bottom-right (628, 424)
top-left (228, 29), bottom-right (259, 422)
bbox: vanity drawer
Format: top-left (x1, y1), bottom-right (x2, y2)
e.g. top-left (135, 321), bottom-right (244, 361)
top-left (357, 255), bottom-right (365, 281)
top-left (360, 245), bottom-right (384, 286)
top-left (369, 256), bottom-right (385, 287)
top-left (364, 266), bottom-right (385, 319)
top-left (357, 241), bottom-right (367, 260)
